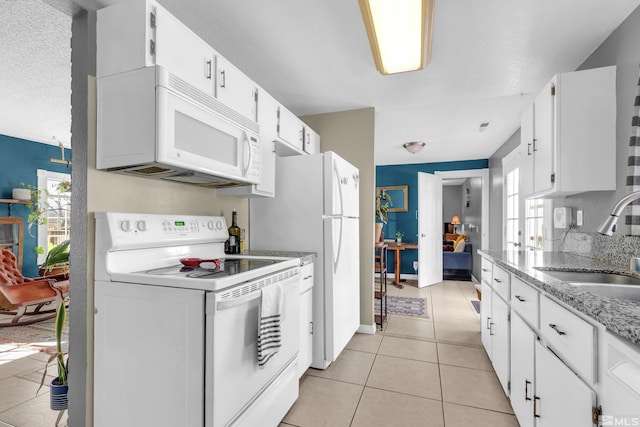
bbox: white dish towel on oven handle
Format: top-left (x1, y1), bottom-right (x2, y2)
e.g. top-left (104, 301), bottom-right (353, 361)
top-left (258, 282), bottom-right (283, 368)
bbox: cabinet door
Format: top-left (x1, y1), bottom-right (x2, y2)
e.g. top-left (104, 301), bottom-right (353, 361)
top-left (255, 91), bottom-right (277, 196)
top-left (155, 6), bottom-right (214, 97)
top-left (533, 79), bottom-right (555, 195)
top-left (278, 107), bottom-right (305, 151)
top-left (520, 104), bottom-right (535, 198)
top-left (480, 281), bottom-right (493, 358)
top-left (510, 313), bottom-right (536, 427)
top-left (535, 341), bottom-right (596, 427)
top-left (216, 56), bottom-right (258, 122)
top-left (304, 127), bottom-right (320, 154)
top-left (492, 294), bottom-right (511, 395)
top-left (298, 266), bottom-right (314, 378)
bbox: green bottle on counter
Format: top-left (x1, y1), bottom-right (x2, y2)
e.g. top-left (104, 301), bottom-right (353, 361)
top-left (227, 209), bottom-right (241, 254)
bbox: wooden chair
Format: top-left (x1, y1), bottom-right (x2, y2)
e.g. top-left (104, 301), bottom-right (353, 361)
top-left (374, 234), bottom-right (388, 329)
top-left (0, 249), bottom-right (69, 326)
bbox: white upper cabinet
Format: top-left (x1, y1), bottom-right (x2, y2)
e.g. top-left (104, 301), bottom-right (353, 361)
top-left (520, 65), bottom-right (616, 198)
top-left (215, 56), bottom-right (258, 122)
top-left (304, 126), bottom-right (321, 155)
top-left (278, 107), bottom-right (305, 152)
top-left (154, 6), bottom-right (215, 97)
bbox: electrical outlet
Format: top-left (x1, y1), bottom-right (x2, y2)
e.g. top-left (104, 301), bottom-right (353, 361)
top-left (413, 261), bottom-right (418, 270)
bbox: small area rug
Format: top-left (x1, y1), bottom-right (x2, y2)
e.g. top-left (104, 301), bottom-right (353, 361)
top-left (471, 300), bottom-right (480, 313)
top-left (375, 296), bottom-right (429, 319)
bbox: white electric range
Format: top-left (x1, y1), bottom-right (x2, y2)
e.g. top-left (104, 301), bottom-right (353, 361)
top-left (93, 212), bottom-right (301, 427)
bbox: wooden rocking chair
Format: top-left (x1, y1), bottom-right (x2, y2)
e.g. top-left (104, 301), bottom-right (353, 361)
top-left (0, 249), bottom-right (69, 326)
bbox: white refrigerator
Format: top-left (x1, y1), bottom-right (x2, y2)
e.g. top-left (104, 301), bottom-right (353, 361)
top-left (250, 151), bottom-right (360, 369)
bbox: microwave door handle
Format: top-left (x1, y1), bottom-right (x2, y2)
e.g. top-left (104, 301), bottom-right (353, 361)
top-left (242, 132), bottom-right (251, 176)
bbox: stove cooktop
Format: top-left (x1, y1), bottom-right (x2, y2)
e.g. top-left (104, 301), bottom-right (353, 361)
top-left (138, 258), bottom-right (279, 279)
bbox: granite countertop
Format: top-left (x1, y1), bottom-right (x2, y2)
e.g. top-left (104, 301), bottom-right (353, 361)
top-left (242, 250), bottom-right (316, 265)
top-left (478, 249), bottom-right (640, 345)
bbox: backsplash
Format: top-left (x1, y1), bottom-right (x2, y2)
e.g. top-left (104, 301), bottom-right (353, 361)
top-left (561, 231), bottom-right (640, 268)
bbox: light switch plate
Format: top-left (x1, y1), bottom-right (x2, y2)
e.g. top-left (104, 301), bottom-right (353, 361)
top-left (577, 210), bottom-right (583, 226)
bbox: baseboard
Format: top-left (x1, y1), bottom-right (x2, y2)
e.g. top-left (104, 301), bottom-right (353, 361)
top-left (400, 274), bottom-right (418, 281)
top-left (358, 323), bottom-right (376, 335)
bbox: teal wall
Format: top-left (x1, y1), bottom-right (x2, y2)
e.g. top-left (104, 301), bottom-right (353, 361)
top-left (376, 159), bottom-right (488, 275)
top-left (0, 134), bottom-right (72, 277)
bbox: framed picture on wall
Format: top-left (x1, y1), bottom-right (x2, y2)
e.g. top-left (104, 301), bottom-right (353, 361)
top-left (377, 185), bottom-right (408, 212)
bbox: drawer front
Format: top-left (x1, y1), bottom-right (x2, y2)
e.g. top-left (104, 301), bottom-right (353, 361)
top-left (492, 266), bottom-right (510, 300)
top-left (510, 277), bottom-right (539, 329)
top-left (481, 257), bottom-right (493, 285)
top-left (540, 296), bottom-right (596, 384)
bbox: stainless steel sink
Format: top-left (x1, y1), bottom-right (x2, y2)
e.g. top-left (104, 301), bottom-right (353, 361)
top-left (537, 269), bottom-right (640, 285)
top-left (536, 269), bottom-right (640, 302)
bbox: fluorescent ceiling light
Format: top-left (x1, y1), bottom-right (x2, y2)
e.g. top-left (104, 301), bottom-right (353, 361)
top-left (359, 0), bottom-right (434, 75)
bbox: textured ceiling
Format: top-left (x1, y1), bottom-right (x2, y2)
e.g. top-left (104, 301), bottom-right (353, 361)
top-left (3, 0), bottom-right (640, 162)
top-left (0, 0), bottom-right (71, 147)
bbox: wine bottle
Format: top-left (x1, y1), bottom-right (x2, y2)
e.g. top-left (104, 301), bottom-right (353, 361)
top-left (228, 209), bottom-right (241, 254)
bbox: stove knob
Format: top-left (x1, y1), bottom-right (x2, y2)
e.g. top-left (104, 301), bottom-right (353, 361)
top-left (137, 220), bottom-right (147, 232)
top-left (207, 221), bottom-right (214, 230)
top-left (216, 220), bottom-right (223, 230)
top-left (120, 220), bottom-right (131, 232)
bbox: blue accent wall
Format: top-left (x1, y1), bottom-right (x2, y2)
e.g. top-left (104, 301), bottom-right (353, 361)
top-left (0, 134), bottom-right (72, 277)
top-left (376, 159), bottom-right (488, 275)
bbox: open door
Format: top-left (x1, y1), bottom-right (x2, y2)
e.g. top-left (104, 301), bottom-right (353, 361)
top-left (418, 172), bottom-right (443, 287)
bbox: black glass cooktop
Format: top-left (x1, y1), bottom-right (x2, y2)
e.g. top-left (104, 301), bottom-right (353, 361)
top-left (139, 258), bottom-right (278, 279)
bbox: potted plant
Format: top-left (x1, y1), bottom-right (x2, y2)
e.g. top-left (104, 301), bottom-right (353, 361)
top-left (12, 182), bottom-right (33, 201)
top-left (38, 303), bottom-right (69, 412)
top-left (375, 190), bottom-right (392, 242)
top-left (395, 230), bottom-right (404, 243)
top-left (39, 240), bottom-right (70, 277)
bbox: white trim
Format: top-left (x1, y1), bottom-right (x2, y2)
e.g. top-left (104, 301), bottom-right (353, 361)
top-left (357, 323), bottom-right (376, 335)
top-left (435, 169), bottom-right (489, 251)
top-left (502, 145), bottom-right (521, 171)
top-left (501, 146), bottom-right (521, 251)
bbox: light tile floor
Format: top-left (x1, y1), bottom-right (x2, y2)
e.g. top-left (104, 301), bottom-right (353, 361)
top-left (281, 280), bottom-right (518, 427)
top-left (0, 280), bottom-right (516, 427)
top-left (0, 313), bottom-right (68, 427)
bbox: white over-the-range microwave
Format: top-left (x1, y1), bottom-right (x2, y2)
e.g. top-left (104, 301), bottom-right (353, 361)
top-left (97, 66), bottom-right (261, 187)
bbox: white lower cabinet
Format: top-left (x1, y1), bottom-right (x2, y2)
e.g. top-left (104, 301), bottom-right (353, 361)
top-left (535, 340), bottom-right (596, 426)
top-left (510, 313), bottom-right (536, 427)
top-left (480, 280), bottom-right (510, 395)
top-left (298, 262), bottom-right (314, 377)
top-left (511, 307), bottom-right (597, 427)
top-left (491, 295), bottom-right (510, 395)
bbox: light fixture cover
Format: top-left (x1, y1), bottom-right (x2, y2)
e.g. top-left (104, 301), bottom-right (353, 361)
top-left (451, 215), bottom-right (461, 225)
top-left (403, 141), bottom-right (426, 153)
top-left (359, 0), bottom-right (434, 75)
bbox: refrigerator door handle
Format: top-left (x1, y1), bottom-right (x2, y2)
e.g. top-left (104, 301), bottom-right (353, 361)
top-left (333, 162), bottom-right (344, 216)
top-left (333, 217), bottom-right (343, 274)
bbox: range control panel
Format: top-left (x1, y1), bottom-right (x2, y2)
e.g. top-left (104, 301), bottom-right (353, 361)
top-left (96, 212), bottom-right (228, 250)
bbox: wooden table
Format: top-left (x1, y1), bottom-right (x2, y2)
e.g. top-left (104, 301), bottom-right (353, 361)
top-left (386, 242), bottom-right (418, 288)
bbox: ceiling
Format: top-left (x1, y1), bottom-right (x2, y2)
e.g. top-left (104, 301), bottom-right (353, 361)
top-left (3, 0), bottom-right (640, 162)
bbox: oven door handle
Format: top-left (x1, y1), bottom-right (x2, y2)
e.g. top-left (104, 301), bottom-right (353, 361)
top-left (215, 272), bottom-right (300, 311)
top-left (217, 290), bottom-right (262, 311)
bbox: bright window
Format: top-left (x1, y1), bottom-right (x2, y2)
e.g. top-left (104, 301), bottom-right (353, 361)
top-left (525, 199), bottom-right (545, 250)
top-left (505, 167), bottom-right (520, 249)
top-left (37, 170), bottom-right (71, 264)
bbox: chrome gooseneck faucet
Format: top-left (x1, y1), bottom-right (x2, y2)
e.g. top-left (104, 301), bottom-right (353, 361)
top-left (597, 191), bottom-right (640, 235)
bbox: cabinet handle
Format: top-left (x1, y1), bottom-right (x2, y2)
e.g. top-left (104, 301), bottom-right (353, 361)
top-left (303, 275), bottom-right (312, 280)
top-left (533, 395), bottom-right (541, 418)
top-left (482, 268), bottom-right (490, 272)
top-left (515, 295), bottom-right (526, 302)
top-left (533, 138), bottom-right (538, 152)
top-left (219, 70), bottom-right (226, 88)
top-left (486, 317), bottom-right (491, 330)
top-left (494, 278), bottom-right (502, 283)
top-left (527, 142), bottom-right (532, 156)
top-left (489, 321), bottom-right (494, 336)
top-left (525, 380), bottom-right (532, 401)
top-left (548, 323), bottom-right (566, 336)
top-left (206, 60), bottom-right (212, 79)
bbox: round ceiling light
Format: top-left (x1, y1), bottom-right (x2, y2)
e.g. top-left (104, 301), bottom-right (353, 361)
top-left (403, 141), bottom-right (426, 154)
